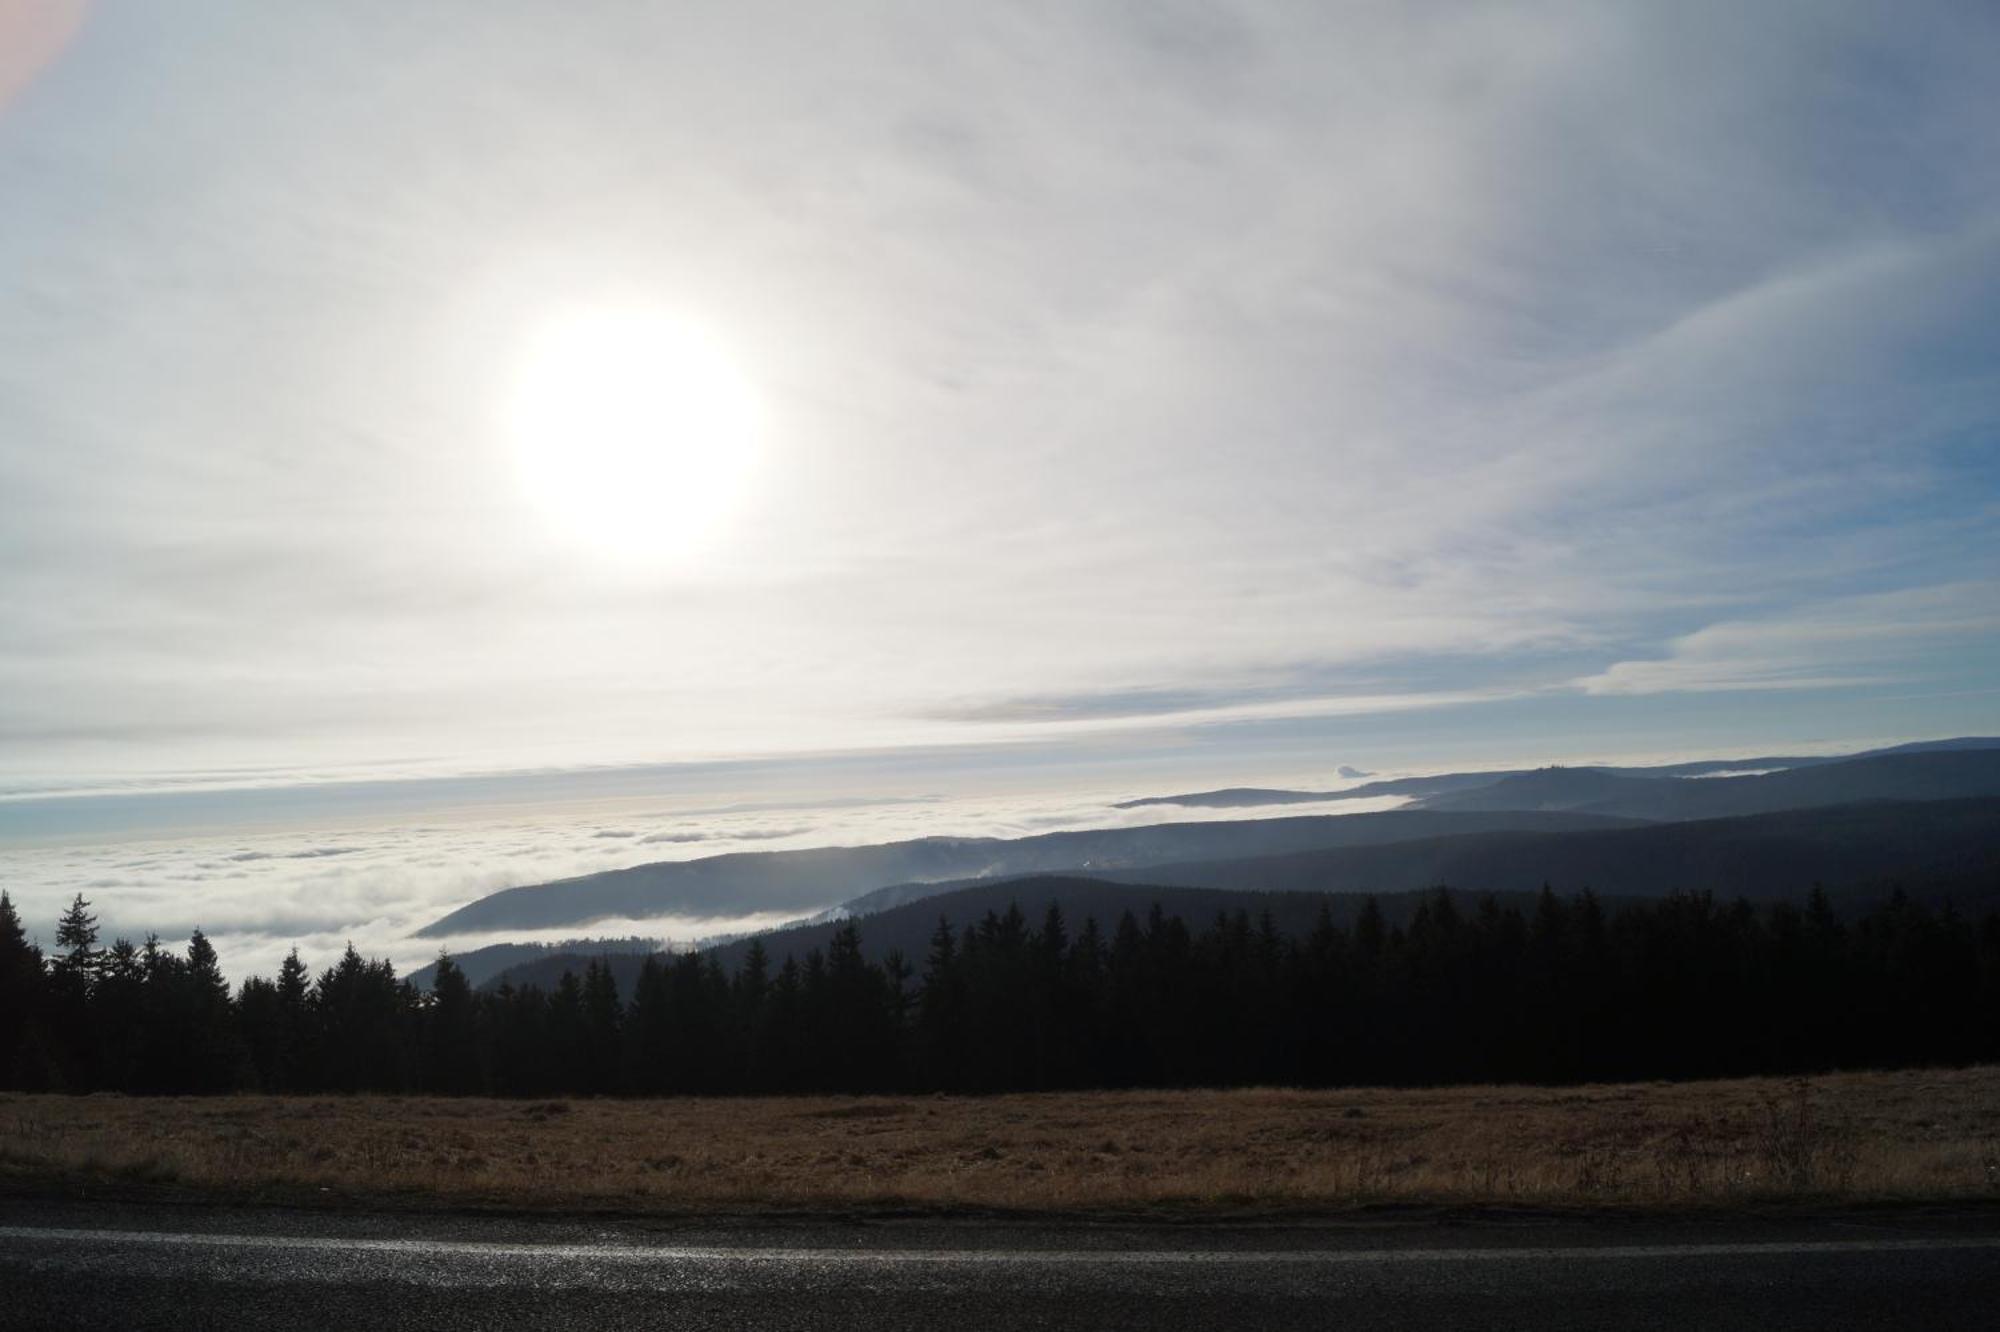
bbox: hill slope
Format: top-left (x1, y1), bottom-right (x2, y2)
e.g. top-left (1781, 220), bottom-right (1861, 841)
top-left (417, 807), bottom-right (1641, 936)
top-left (480, 798), bottom-right (2000, 994)
top-left (485, 877), bottom-right (1583, 994)
top-left (407, 937), bottom-right (660, 991)
top-left (1428, 750), bottom-right (2000, 819)
top-left (1104, 797), bottom-right (2000, 904)
top-left (1113, 737), bottom-right (2000, 812)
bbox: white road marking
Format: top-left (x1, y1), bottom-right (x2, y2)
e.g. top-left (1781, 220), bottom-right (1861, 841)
top-left (2, 1227), bottom-right (1997, 1266)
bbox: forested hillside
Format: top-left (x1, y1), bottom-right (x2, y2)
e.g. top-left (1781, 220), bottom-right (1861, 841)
top-left (495, 879), bottom-right (1599, 996)
top-left (416, 807), bottom-right (1637, 936)
top-left (1426, 750), bottom-right (2000, 819)
top-left (419, 746), bottom-right (2000, 937)
top-left (1096, 799), bottom-right (2000, 905)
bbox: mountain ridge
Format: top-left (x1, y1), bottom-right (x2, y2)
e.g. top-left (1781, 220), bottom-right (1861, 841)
top-left (415, 740), bottom-right (2000, 939)
top-left (469, 796), bottom-right (2000, 996)
top-left (416, 807), bottom-right (1641, 937)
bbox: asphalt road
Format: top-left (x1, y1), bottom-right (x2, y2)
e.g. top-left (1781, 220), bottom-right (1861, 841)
top-left (2, 1199), bottom-right (1997, 1329)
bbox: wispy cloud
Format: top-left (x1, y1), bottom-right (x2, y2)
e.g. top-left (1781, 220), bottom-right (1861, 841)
top-left (0, 1), bottom-right (1996, 802)
top-left (1576, 582), bottom-right (2000, 696)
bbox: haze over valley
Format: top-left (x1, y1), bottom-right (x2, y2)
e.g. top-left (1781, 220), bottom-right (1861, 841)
top-left (11, 736), bottom-right (1994, 986)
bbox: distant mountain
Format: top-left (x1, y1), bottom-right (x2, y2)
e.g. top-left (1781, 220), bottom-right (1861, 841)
top-left (483, 797), bottom-right (2000, 994)
top-left (1111, 739), bottom-right (2000, 812)
top-left (406, 937), bottom-right (660, 990)
top-left (1097, 797), bottom-right (2000, 907)
top-left (1115, 771), bottom-right (1527, 810)
top-left (419, 739), bottom-right (2000, 939)
top-left (824, 810), bottom-right (1645, 919)
top-left (1420, 766), bottom-right (1661, 813)
top-left (1112, 787), bottom-right (1345, 809)
top-left (1849, 736), bottom-right (2000, 758)
top-left (416, 807), bottom-right (1641, 937)
top-left (474, 796), bottom-right (2000, 998)
top-left (1592, 756), bottom-right (1823, 778)
top-left (843, 796), bottom-right (2000, 927)
top-left (1427, 750), bottom-right (2000, 820)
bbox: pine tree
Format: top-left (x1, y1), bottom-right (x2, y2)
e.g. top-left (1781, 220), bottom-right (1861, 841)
top-left (915, 917), bottom-right (963, 1089)
top-left (0, 891), bottom-right (32, 968)
top-left (623, 956), bottom-right (670, 1095)
top-left (316, 944), bottom-right (407, 1092)
top-left (0, 892), bottom-right (46, 1089)
top-left (176, 930), bottom-right (241, 1092)
top-left (822, 923), bottom-right (896, 1091)
top-left (52, 894), bottom-right (101, 986)
top-left (275, 948), bottom-right (312, 1091)
top-left (548, 970), bottom-right (588, 1093)
top-left (93, 939), bottom-right (146, 1090)
top-left (425, 954), bottom-right (481, 1095)
top-left (44, 894), bottom-right (103, 1085)
top-left (236, 974), bottom-right (285, 1092)
top-left (581, 959), bottom-right (623, 1094)
top-left (734, 940), bottom-right (771, 1090)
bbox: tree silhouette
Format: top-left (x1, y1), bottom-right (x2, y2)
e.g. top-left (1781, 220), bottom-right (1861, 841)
top-left (424, 954), bottom-right (481, 1094)
top-left (0, 892), bottom-right (48, 1088)
top-left (580, 959), bottom-right (623, 1094)
top-left (43, 894), bottom-right (104, 1086)
top-left (52, 895), bottom-right (101, 981)
top-left (3, 884), bottom-right (1997, 1098)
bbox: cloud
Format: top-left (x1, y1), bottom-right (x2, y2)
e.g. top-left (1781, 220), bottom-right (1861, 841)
top-left (0, 1), bottom-right (1995, 804)
top-left (923, 682), bottom-right (1533, 736)
top-left (0, 778), bottom-right (1429, 982)
top-left (638, 825), bottom-right (811, 846)
top-left (1576, 582), bottom-right (2000, 696)
top-left (226, 846), bottom-right (362, 862)
top-left (930, 686), bottom-right (1284, 725)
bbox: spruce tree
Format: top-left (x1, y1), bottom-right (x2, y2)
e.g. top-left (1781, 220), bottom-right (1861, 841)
top-left (52, 894), bottom-right (101, 985)
top-left (44, 894), bottom-right (103, 1085)
top-left (734, 940), bottom-right (771, 1090)
top-left (275, 947), bottom-right (312, 1091)
top-left (624, 956), bottom-right (671, 1095)
top-left (548, 970), bottom-right (588, 1092)
top-left (425, 954), bottom-right (480, 1094)
top-left (0, 892), bottom-right (45, 1089)
top-left (180, 930), bottom-right (241, 1092)
top-left (93, 939), bottom-right (145, 1090)
top-left (581, 959), bottom-right (623, 1094)
top-left (0, 891), bottom-right (31, 966)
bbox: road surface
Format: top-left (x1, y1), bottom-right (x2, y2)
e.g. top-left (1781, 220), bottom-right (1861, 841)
top-left (2, 1198), bottom-right (1996, 1328)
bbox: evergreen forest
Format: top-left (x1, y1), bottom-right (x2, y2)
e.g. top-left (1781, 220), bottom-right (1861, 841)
top-left (2, 885), bottom-right (1995, 1097)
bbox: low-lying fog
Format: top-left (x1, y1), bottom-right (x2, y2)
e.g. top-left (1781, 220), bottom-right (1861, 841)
top-left (1, 777), bottom-right (1407, 983)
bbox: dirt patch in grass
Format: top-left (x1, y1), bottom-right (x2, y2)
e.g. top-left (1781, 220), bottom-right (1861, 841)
top-left (3, 1067), bottom-right (1996, 1215)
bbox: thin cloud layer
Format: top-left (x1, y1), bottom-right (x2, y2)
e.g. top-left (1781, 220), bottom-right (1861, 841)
top-left (0, 2), bottom-right (1994, 800)
top-left (1577, 583), bottom-right (2000, 697)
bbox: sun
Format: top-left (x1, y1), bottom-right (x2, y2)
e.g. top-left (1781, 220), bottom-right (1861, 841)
top-left (505, 307), bottom-right (760, 559)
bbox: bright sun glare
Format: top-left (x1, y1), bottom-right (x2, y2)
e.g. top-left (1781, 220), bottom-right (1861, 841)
top-left (506, 307), bottom-right (760, 559)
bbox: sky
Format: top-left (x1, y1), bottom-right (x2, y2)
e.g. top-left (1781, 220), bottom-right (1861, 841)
top-left (2, 3), bottom-right (1998, 969)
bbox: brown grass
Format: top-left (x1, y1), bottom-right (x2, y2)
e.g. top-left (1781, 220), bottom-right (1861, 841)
top-left (3, 1067), bottom-right (1997, 1214)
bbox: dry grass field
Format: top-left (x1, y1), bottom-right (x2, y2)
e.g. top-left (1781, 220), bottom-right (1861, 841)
top-left (3, 1067), bottom-right (1996, 1214)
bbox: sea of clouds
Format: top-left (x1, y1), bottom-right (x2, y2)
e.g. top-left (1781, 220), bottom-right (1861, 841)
top-left (0, 780), bottom-right (1405, 984)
